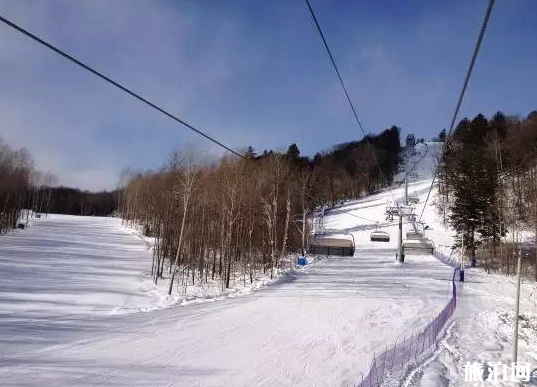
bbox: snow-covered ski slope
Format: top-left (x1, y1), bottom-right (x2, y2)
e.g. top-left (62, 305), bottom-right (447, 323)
top-left (0, 145), bottom-right (455, 387)
top-left (0, 143), bottom-right (460, 387)
top-left (0, 215), bottom-right (453, 386)
top-left (0, 215), bottom-right (165, 358)
top-left (322, 142), bottom-right (446, 250)
top-left (0, 215), bottom-right (161, 317)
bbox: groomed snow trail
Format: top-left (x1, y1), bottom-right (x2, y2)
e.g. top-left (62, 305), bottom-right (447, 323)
top-left (0, 215), bottom-right (163, 357)
top-left (0, 209), bottom-right (453, 387)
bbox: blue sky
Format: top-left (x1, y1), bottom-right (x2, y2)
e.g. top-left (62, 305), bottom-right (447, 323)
top-left (0, 0), bottom-right (536, 190)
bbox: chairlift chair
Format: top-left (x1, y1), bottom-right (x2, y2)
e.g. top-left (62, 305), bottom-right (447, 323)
top-left (408, 196), bottom-right (420, 204)
top-left (406, 231), bottom-right (423, 240)
top-left (402, 239), bottom-right (434, 255)
top-left (371, 230), bottom-right (390, 242)
top-left (370, 223), bottom-right (390, 242)
top-left (385, 206), bottom-right (399, 215)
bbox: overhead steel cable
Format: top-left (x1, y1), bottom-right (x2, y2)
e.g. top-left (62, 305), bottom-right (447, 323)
top-left (338, 209), bottom-right (377, 224)
top-left (419, 0), bottom-right (496, 222)
top-left (446, 0), bottom-right (496, 147)
top-left (304, 0), bottom-right (389, 187)
top-left (0, 13), bottom-right (245, 159)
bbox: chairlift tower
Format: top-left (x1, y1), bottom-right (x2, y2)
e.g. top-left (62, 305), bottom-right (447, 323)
top-left (404, 162), bottom-right (418, 206)
top-left (404, 177), bottom-right (408, 206)
top-left (386, 204), bottom-right (416, 263)
top-left (397, 212), bottom-right (404, 262)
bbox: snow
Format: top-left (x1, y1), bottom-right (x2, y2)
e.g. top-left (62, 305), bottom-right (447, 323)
top-left (0, 215), bottom-right (161, 317)
top-left (323, 141), bottom-right (537, 386)
top-left (410, 270), bottom-right (537, 386)
top-left (0, 232), bottom-right (452, 386)
top-left (0, 215), bottom-right (296, 359)
top-left (2, 141), bottom-right (531, 386)
top-left (0, 192), bottom-right (454, 386)
top-left (395, 143), bottom-right (537, 386)
top-left (121, 222), bottom-right (298, 308)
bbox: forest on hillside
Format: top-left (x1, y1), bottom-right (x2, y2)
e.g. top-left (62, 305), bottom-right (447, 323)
top-left (437, 110), bottom-right (537, 279)
top-left (39, 187), bottom-right (118, 216)
top-left (0, 136), bottom-right (119, 234)
top-left (0, 137), bottom-right (56, 233)
top-left (120, 127), bottom-right (401, 293)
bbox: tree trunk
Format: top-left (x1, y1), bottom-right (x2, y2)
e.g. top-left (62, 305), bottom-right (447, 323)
top-left (168, 194), bottom-right (190, 296)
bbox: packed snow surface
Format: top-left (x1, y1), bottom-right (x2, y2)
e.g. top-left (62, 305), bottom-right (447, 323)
top-left (0, 215), bottom-right (159, 317)
top-left (1, 210), bottom-right (453, 386)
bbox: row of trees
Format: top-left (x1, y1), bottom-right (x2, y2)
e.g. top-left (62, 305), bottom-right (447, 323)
top-left (0, 136), bottom-right (56, 233)
top-left (437, 111), bottom-right (537, 279)
top-left (120, 129), bottom-right (401, 294)
top-left (312, 126), bottom-right (401, 202)
top-left (39, 187), bottom-right (118, 216)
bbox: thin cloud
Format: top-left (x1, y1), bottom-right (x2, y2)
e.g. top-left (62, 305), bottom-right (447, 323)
top-left (0, 0), bottom-right (535, 190)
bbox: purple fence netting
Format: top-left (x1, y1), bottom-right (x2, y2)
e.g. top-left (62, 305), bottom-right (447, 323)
top-left (356, 268), bottom-right (458, 387)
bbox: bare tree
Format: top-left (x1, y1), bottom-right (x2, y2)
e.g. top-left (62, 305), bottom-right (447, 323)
top-left (167, 148), bottom-right (203, 296)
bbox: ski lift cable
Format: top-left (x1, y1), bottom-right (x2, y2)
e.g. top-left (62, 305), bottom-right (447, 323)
top-left (304, 0), bottom-right (391, 189)
top-left (397, 142), bottom-right (429, 189)
top-left (340, 211), bottom-right (377, 224)
top-left (0, 13), bottom-right (245, 159)
top-left (304, 0), bottom-right (421, 210)
top-left (419, 0), bottom-right (496, 222)
top-left (307, 195), bottom-right (379, 227)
